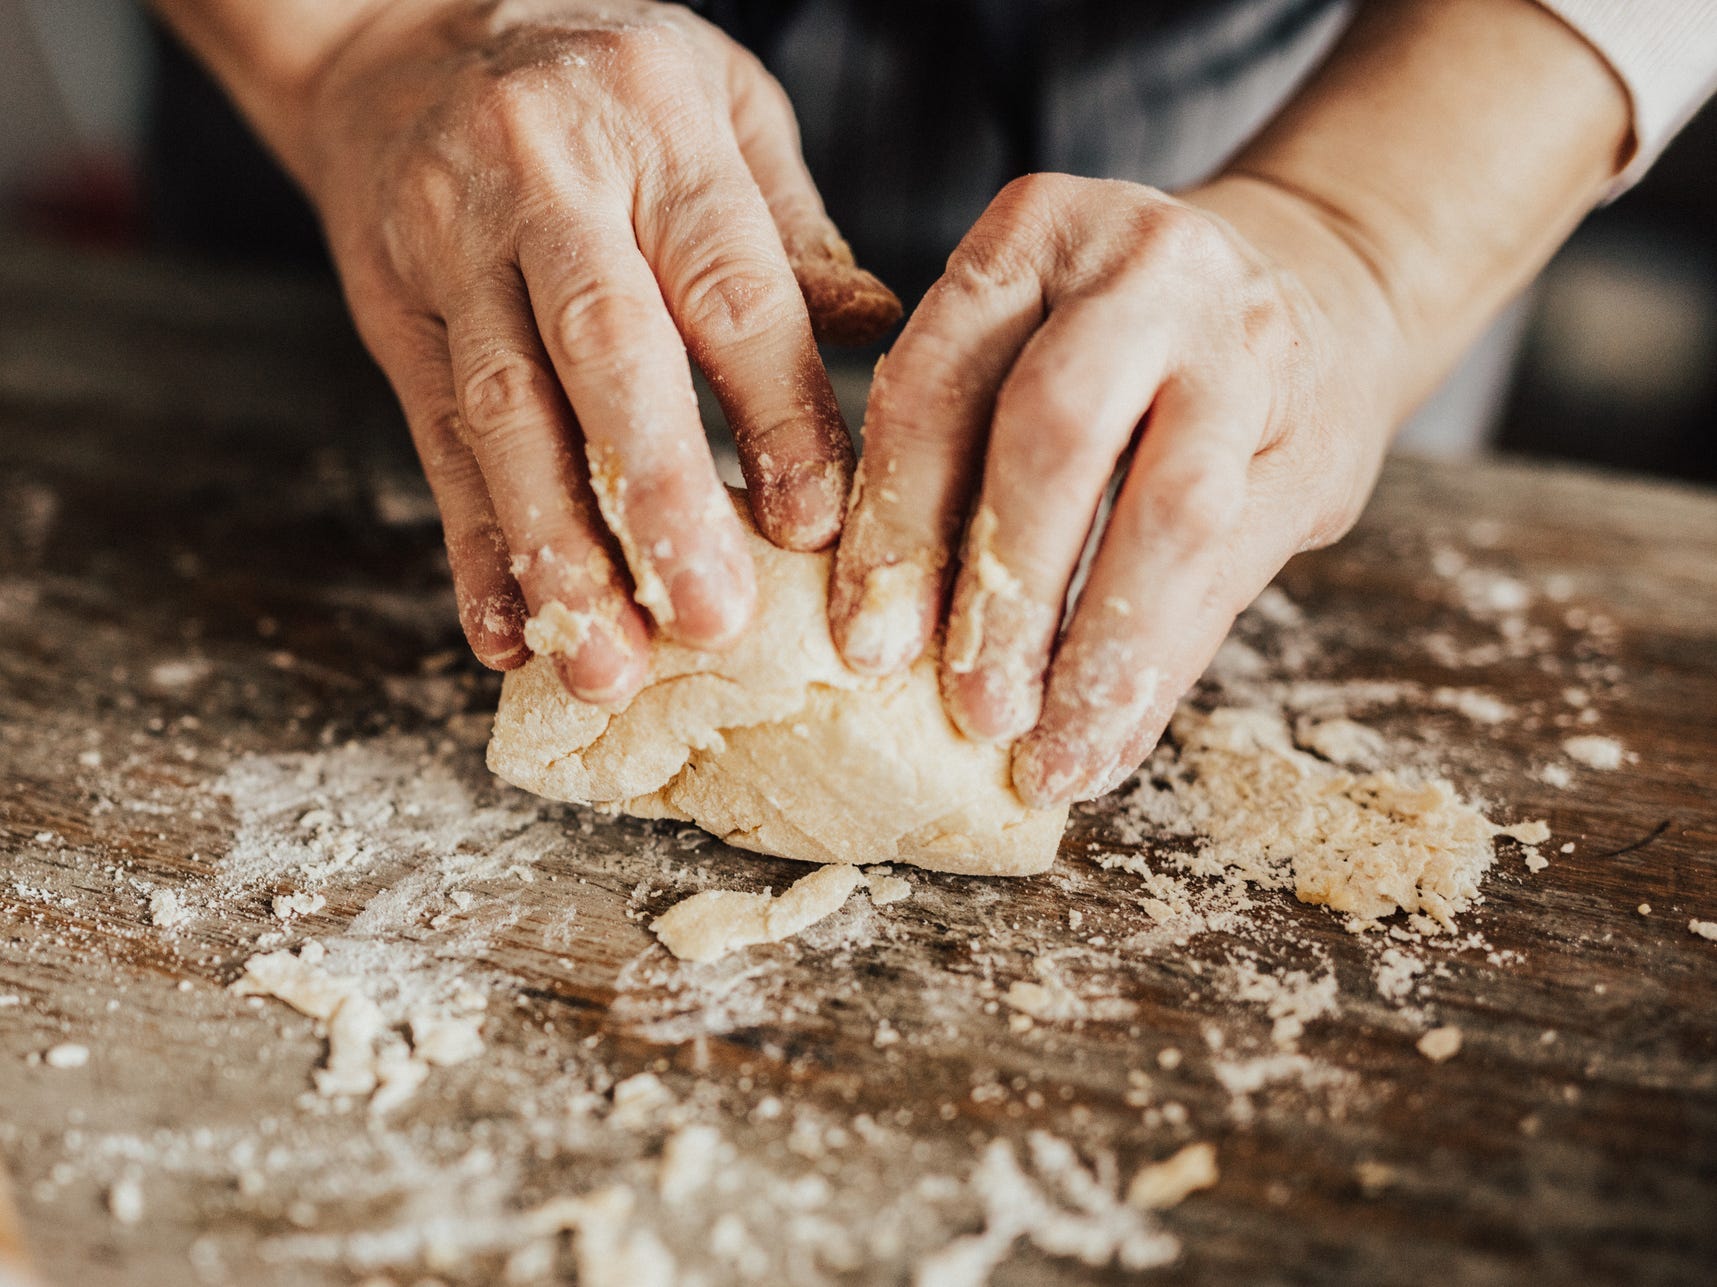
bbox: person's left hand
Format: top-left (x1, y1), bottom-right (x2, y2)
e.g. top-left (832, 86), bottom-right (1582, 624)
top-left (828, 173), bottom-right (1400, 807)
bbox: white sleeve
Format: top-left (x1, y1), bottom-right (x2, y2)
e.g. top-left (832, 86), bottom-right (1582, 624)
top-left (1535, 0), bottom-right (1717, 191)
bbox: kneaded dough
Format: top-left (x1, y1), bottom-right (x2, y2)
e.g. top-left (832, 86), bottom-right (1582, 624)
top-left (487, 498), bottom-right (1068, 876)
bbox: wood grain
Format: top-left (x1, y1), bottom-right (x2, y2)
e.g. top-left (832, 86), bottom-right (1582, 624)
top-left (1, 241), bottom-right (1714, 1286)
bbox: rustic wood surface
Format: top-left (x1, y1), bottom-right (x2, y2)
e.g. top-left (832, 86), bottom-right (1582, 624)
top-left (1, 240), bottom-right (1715, 1287)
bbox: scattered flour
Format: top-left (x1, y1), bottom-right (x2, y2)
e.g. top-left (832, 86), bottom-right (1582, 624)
top-left (1563, 735), bottom-right (1626, 770)
top-left (9, 527), bottom-right (1636, 1287)
top-left (1122, 706), bottom-right (1545, 932)
top-left (911, 1135), bottom-right (1178, 1287)
top-left (148, 887), bottom-right (190, 930)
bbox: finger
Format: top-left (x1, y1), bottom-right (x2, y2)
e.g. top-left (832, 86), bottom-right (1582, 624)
top-left (939, 290), bottom-right (1175, 741)
top-left (1012, 376), bottom-right (1267, 805)
top-left (1084, 462), bottom-right (1330, 800)
top-left (363, 307), bottom-right (528, 670)
top-left (438, 270), bottom-right (651, 704)
top-left (830, 185), bottom-right (1066, 674)
top-left (636, 152), bottom-right (853, 552)
top-left (517, 211), bottom-right (758, 644)
top-left (726, 50), bottom-right (902, 346)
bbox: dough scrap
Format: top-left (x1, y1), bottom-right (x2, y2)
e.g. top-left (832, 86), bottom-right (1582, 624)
top-left (651, 864), bottom-right (864, 963)
top-left (487, 496), bottom-right (1068, 875)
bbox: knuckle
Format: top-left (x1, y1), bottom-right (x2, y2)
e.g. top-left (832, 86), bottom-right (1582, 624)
top-left (996, 171), bottom-right (1079, 212)
top-left (677, 252), bottom-right (799, 345)
top-left (548, 277), bottom-right (657, 367)
top-left (939, 236), bottom-right (1040, 302)
top-left (1117, 199), bottom-right (1220, 279)
top-left (1303, 472), bottom-right (1367, 550)
top-left (459, 353), bottom-right (554, 443)
top-left (995, 376), bottom-right (1110, 474)
top-left (939, 176), bottom-right (1083, 295)
top-left (1131, 459), bottom-right (1245, 551)
top-left (607, 25), bottom-right (702, 111)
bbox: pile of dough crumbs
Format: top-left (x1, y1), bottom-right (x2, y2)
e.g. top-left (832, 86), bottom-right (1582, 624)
top-left (7, 523), bottom-right (1689, 1287)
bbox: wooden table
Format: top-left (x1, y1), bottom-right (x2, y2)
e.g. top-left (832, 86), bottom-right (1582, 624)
top-left (2, 241), bottom-right (1714, 1286)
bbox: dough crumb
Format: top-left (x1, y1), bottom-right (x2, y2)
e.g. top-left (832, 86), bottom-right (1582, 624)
top-left (658, 1124), bottom-right (722, 1204)
top-left (44, 1042), bottom-right (89, 1069)
top-left (650, 864), bottom-right (864, 963)
top-left (1355, 1160), bottom-right (1399, 1196)
top-left (107, 1175), bottom-right (145, 1225)
top-left (866, 871), bottom-right (912, 906)
top-left (1127, 1142), bottom-right (1219, 1209)
top-left (272, 890), bottom-right (326, 920)
top-left (1297, 717), bottom-right (1387, 765)
top-left (407, 1011), bottom-right (485, 1066)
top-left (1432, 687), bottom-right (1513, 725)
top-left (148, 887), bottom-right (190, 929)
top-left (1416, 1026), bottom-right (1463, 1063)
top-left (1498, 819), bottom-right (1550, 846)
top-left (1637, 903), bottom-right (1652, 916)
top-left (1128, 707), bottom-right (1522, 932)
top-left (1562, 735), bottom-right (1625, 770)
top-left (1690, 919), bottom-right (1717, 942)
top-left (610, 1072), bottom-right (675, 1129)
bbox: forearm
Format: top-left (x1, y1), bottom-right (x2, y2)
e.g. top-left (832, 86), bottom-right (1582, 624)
top-left (1186, 0), bottom-right (1631, 432)
top-left (147, 0), bottom-right (394, 182)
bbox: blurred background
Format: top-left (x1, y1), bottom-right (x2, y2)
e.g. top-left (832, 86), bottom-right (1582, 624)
top-left (1, 0), bottom-right (1713, 484)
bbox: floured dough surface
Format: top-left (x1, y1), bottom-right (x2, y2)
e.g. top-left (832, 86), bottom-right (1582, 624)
top-left (488, 497), bottom-right (1068, 875)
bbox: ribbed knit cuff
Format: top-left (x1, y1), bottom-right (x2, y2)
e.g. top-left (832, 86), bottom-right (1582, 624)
top-left (1536, 0), bottom-right (1717, 192)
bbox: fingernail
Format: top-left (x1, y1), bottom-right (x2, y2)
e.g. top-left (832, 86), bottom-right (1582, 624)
top-left (479, 641), bottom-right (532, 671)
top-left (837, 561), bottom-right (929, 675)
top-left (556, 630), bottom-right (646, 706)
top-left (525, 601), bottom-right (647, 705)
top-left (1012, 735), bottom-right (1088, 808)
top-left (758, 457), bottom-right (849, 552)
top-left (944, 664), bottom-right (1041, 743)
top-left (1082, 759), bottom-right (1142, 802)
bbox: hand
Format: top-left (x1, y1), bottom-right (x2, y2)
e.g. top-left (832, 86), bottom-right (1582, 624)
top-left (830, 173), bottom-right (1397, 807)
top-left (295, 0), bottom-right (898, 699)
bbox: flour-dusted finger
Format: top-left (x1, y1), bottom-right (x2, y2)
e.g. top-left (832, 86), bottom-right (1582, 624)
top-left (1012, 375), bottom-right (1266, 805)
top-left (438, 268), bottom-right (649, 704)
top-left (829, 177), bottom-right (1085, 675)
top-left (517, 207), bottom-right (757, 648)
top-left (939, 284), bottom-right (1175, 741)
top-left (635, 142), bottom-right (853, 553)
top-left (365, 308), bottom-right (528, 670)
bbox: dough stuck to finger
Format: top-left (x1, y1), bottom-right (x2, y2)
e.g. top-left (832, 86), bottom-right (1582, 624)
top-left (488, 493), bottom-right (1068, 875)
top-left (791, 239), bottom-right (903, 347)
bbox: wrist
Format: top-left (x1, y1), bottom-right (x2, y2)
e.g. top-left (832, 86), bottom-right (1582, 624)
top-left (150, 0), bottom-right (400, 185)
top-left (1179, 171), bottom-right (1414, 437)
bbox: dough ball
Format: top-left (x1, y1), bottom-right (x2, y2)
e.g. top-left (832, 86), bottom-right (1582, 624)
top-left (487, 500), bottom-right (1067, 876)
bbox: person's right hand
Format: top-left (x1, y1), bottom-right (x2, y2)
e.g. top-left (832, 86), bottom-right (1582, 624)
top-left (290, 0), bottom-right (898, 700)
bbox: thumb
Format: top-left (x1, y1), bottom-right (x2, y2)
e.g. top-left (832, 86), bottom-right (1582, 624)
top-left (727, 53), bottom-right (902, 346)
